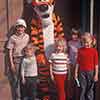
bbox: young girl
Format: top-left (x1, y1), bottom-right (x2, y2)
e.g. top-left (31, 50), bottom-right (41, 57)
top-left (68, 28), bottom-right (81, 66)
top-left (49, 39), bottom-right (70, 100)
top-left (75, 33), bottom-right (99, 100)
top-left (21, 43), bottom-right (38, 100)
top-left (81, 32), bottom-right (97, 48)
top-left (6, 19), bottom-right (29, 100)
top-left (68, 28), bottom-right (81, 100)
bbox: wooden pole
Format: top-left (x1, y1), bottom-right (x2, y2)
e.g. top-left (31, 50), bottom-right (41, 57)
top-left (90, 0), bottom-right (94, 35)
top-left (6, 0), bottom-right (10, 33)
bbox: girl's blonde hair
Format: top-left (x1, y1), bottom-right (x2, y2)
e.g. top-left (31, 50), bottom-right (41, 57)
top-left (55, 39), bottom-right (67, 52)
top-left (81, 32), bottom-right (94, 47)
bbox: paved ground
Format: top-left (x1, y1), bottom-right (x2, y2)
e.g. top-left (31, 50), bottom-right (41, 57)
top-left (0, 73), bottom-right (12, 100)
top-left (0, 73), bottom-right (100, 100)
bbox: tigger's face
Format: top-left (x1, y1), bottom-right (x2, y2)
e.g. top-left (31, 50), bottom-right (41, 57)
top-left (31, 0), bottom-right (55, 58)
top-left (32, 0), bottom-right (55, 19)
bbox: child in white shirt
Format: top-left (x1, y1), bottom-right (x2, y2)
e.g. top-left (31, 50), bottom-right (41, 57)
top-left (21, 43), bottom-right (38, 100)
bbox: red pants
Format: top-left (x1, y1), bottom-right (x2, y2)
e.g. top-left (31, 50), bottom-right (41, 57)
top-left (54, 74), bottom-right (67, 100)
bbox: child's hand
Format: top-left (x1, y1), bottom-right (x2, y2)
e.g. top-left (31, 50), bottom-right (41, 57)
top-left (93, 75), bottom-right (98, 82)
top-left (74, 72), bottom-right (78, 80)
top-left (22, 78), bottom-right (26, 84)
top-left (51, 75), bottom-right (54, 81)
top-left (74, 64), bottom-right (79, 80)
top-left (11, 64), bottom-right (16, 73)
top-left (67, 64), bottom-right (72, 71)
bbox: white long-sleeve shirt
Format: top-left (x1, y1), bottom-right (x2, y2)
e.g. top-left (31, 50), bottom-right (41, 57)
top-left (21, 55), bottom-right (38, 77)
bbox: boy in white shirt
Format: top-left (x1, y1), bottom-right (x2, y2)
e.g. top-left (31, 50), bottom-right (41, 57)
top-left (21, 43), bottom-right (38, 100)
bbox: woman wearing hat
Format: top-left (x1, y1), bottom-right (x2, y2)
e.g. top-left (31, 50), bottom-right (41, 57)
top-left (6, 19), bottom-right (29, 100)
top-left (74, 33), bottom-right (99, 100)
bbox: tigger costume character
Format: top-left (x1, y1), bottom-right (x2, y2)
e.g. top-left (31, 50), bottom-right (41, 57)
top-left (25, 0), bottom-right (65, 99)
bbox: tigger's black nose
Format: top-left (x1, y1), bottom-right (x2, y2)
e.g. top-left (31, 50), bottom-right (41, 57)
top-left (38, 4), bottom-right (48, 12)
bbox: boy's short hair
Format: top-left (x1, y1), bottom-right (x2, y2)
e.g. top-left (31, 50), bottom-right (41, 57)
top-left (24, 43), bottom-right (38, 53)
top-left (24, 43), bottom-right (34, 49)
top-left (71, 28), bottom-right (80, 37)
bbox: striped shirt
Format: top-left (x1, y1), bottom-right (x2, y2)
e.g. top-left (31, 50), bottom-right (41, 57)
top-left (49, 53), bottom-right (70, 74)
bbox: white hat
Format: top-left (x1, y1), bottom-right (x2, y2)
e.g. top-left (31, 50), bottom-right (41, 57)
top-left (15, 19), bottom-right (27, 28)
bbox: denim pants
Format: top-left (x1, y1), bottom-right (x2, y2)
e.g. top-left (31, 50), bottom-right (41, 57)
top-left (11, 56), bottom-right (22, 100)
top-left (24, 77), bottom-right (38, 100)
top-left (79, 71), bottom-right (95, 100)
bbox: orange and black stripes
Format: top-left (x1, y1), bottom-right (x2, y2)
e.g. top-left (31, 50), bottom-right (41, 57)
top-left (31, 19), bottom-right (50, 95)
top-left (31, 19), bottom-right (44, 53)
top-left (53, 13), bottom-right (64, 40)
top-left (31, 14), bottom-right (64, 52)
